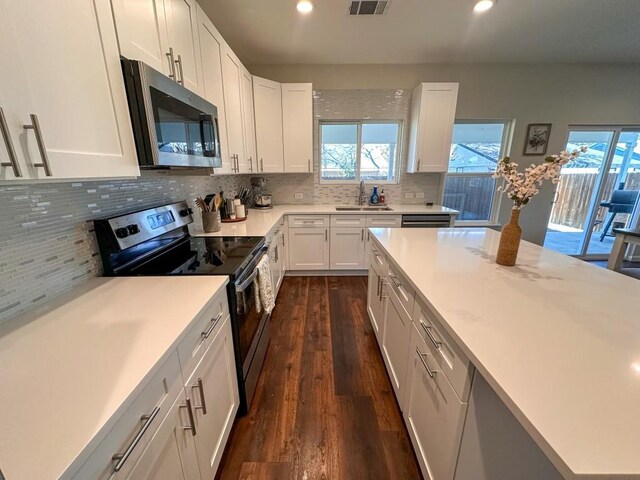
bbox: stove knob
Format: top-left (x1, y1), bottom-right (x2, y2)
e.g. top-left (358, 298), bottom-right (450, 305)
top-left (179, 208), bottom-right (194, 217)
top-left (115, 227), bottom-right (129, 239)
top-left (127, 224), bottom-right (140, 235)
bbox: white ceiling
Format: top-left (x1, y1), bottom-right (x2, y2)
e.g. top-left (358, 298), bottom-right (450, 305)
top-left (199, 0), bottom-right (640, 65)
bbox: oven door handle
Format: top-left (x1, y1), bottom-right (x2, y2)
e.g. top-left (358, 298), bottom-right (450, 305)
top-left (236, 267), bottom-right (259, 293)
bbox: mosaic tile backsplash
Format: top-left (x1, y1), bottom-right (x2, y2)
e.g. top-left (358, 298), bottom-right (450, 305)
top-left (0, 88), bottom-right (444, 325)
top-left (0, 172), bottom-right (243, 324)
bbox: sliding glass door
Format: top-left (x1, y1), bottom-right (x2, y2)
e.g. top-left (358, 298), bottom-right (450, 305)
top-left (543, 128), bottom-right (640, 258)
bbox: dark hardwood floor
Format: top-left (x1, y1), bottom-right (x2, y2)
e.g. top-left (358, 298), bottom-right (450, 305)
top-left (217, 276), bottom-right (421, 480)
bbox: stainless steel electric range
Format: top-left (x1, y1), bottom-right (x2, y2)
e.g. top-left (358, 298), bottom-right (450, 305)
top-left (93, 201), bottom-right (269, 415)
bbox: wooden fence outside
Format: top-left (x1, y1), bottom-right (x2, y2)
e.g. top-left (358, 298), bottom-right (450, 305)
top-left (549, 171), bottom-right (640, 230)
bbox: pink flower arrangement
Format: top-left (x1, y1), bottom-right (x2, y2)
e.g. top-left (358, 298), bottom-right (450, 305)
top-left (494, 146), bottom-right (588, 209)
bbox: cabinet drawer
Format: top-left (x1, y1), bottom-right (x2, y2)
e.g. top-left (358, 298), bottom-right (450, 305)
top-left (72, 352), bottom-right (182, 480)
top-left (405, 323), bottom-right (467, 480)
top-left (387, 264), bottom-right (414, 319)
top-left (330, 214), bottom-right (366, 227)
top-left (288, 215), bottom-right (329, 228)
top-left (369, 243), bottom-right (388, 274)
top-left (414, 299), bottom-right (473, 401)
top-left (177, 288), bottom-right (229, 381)
top-left (366, 215), bottom-right (402, 228)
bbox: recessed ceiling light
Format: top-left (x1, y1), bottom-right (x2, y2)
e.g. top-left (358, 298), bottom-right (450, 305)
top-left (297, 0), bottom-right (314, 14)
top-left (473, 0), bottom-right (495, 13)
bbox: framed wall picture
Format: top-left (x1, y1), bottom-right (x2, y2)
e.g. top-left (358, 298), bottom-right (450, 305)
top-left (523, 123), bottom-right (552, 156)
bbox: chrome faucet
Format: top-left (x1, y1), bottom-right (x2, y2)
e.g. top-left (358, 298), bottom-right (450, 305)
top-left (358, 180), bottom-right (366, 206)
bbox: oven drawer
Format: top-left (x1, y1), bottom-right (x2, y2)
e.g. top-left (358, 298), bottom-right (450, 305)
top-left (71, 351), bottom-right (182, 480)
top-left (413, 299), bottom-right (473, 401)
top-left (177, 287), bottom-right (230, 381)
top-left (288, 215), bottom-right (329, 228)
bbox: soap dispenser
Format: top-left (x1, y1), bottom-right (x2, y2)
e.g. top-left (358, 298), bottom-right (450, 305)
top-left (370, 185), bottom-right (380, 205)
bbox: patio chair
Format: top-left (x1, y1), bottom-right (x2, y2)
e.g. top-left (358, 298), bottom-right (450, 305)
top-left (599, 189), bottom-right (639, 241)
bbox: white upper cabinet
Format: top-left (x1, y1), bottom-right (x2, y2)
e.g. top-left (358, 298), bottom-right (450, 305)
top-left (253, 76), bottom-right (285, 173)
top-left (0, 0), bottom-right (139, 180)
top-left (164, 0), bottom-right (203, 95)
top-left (220, 46), bottom-right (246, 174)
top-left (111, 0), bottom-right (172, 75)
top-left (196, 5), bottom-right (230, 174)
top-left (282, 83), bottom-right (313, 173)
top-left (407, 83), bottom-right (459, 173)
top-left (112, 0), bottom-right (203, 95)
top-left (240, 69), bottom-right (257, 173)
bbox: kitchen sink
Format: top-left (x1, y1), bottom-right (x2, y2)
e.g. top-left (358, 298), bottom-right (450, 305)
top-left (334, 206), bottom-right (393, 211)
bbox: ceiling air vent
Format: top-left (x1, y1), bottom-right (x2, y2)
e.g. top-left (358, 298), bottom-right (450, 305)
top-left (348, 1), bottom-right (389, 15)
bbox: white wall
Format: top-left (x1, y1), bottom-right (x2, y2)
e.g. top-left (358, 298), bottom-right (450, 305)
top-left (249, 63), bottom-right (640, 244)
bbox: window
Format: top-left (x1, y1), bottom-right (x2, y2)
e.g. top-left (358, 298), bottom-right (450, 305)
top-left (443, 121), bottom-right (511, 222)
top-left (320, 121), bottom-right (401, 183)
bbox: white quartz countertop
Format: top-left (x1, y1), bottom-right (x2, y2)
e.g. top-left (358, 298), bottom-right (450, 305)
top-left (371, 227), bottom-right (640, 479)
top-left (190, 203), bottom-right (458, 238)
top-left (0, 276), bottom-right (228, 480)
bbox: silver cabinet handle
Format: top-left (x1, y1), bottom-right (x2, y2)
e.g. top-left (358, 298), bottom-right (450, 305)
top-left (175, 54), bottom-right (184, 85)
top-left (260, 158), bottom-right (264, 172)
top-left (417, 158), bottom-right (421, 171)
top-left (182, 397), bottom-right (197, 436)
top-left (379, 279), bottom-right (387, 300)
top-left (248, 157), bottom-right (253, 172)
top-left (166, 47), bottom-right (176, 80)
top-left (367, 231), bottom-right (370, 241)
top-left (275, 244), bottom-right (279, 263)
top-left (236, 154), bottom-right (240, 172)
top-left (416, 348), bottom-right (436, 379)
top-left (23, 114), bottom-right (52, 176)
top-left (192, 378), bottom-right (208, 415)
top-left (112, 406), bottom-right (161, 472)
top-left (361, 228), bottom-right (364, 241)
top-left (325, 229), bottom-right (328, 241)
top-left (420, 320), bottom-right (442, 349)
top-left (376, 275), bottom-right (381, 297)
top-left (202, 312), bottom-right (223, 339)
top-left (308, 159), bottom-right (311, 172)
top-left (0, 108), bottom-right (22, 177)
top-left (281, 233), bottom-right (285, 247)
top-left (389, 273), bottom-right (402, 288)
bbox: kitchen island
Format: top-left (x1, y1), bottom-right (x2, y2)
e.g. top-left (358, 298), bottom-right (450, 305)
top-left (369, 227), bottom-right (640, 479)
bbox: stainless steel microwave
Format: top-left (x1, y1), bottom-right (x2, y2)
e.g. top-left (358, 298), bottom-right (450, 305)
top-left (121, 58), bottom-right (222, 169)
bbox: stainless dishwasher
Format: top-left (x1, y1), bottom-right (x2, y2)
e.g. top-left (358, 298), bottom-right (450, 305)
top-left (401, 214), bottom-right (452, 228)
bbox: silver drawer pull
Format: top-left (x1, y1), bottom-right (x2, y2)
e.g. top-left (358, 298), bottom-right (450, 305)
top-left (376, 275), bottom-right (381, 297)
top-left (112, 406), bottom-right (161, 472)
top-left (416, 348), bottom-right (436, 379)
top-left (23, 114), bottom-right (52, 176)
top-left (201, 313), bottom-right (223, 339)
top-left (182, 397), bottom-right (197, 436)
top-left (389, 273), bottom-right (402, 288)
top-left (192, 378), bottom-right (208, 415)
top-left (420, 320), bottom-right (442, 349)
top-left (0, 108), bottom-right (22, 177)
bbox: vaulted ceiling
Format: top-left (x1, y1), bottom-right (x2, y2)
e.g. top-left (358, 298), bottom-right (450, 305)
top-left (199, 0), bottom-right (640, 64)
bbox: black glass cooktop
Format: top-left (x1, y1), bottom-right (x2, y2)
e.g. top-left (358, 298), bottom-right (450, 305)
top-left (122, 236), bottom-right (265, 278)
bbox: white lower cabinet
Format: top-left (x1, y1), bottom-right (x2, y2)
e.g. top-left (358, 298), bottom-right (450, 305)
top-left (125, 390), bottom-right (201, 480)
top-left (404, 323), bottom-right (467, 480)
top-left (330, 227), bottom-right (366, 270)
top-left (367, 259), bottom-right (386, 345)
top-left (186, 315), bottom-right (239, 479)
top-left (288, 227), bottom-right (329, 270)
top-left (381, 286), bottom-right (412, 404)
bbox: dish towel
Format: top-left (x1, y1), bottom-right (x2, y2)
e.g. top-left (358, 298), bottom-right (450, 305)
top-left (256, 254), bottom-right (275, 315)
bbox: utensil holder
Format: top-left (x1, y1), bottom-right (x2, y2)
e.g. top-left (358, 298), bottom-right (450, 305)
top-left (202, 210), bottom-right (221, 233)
